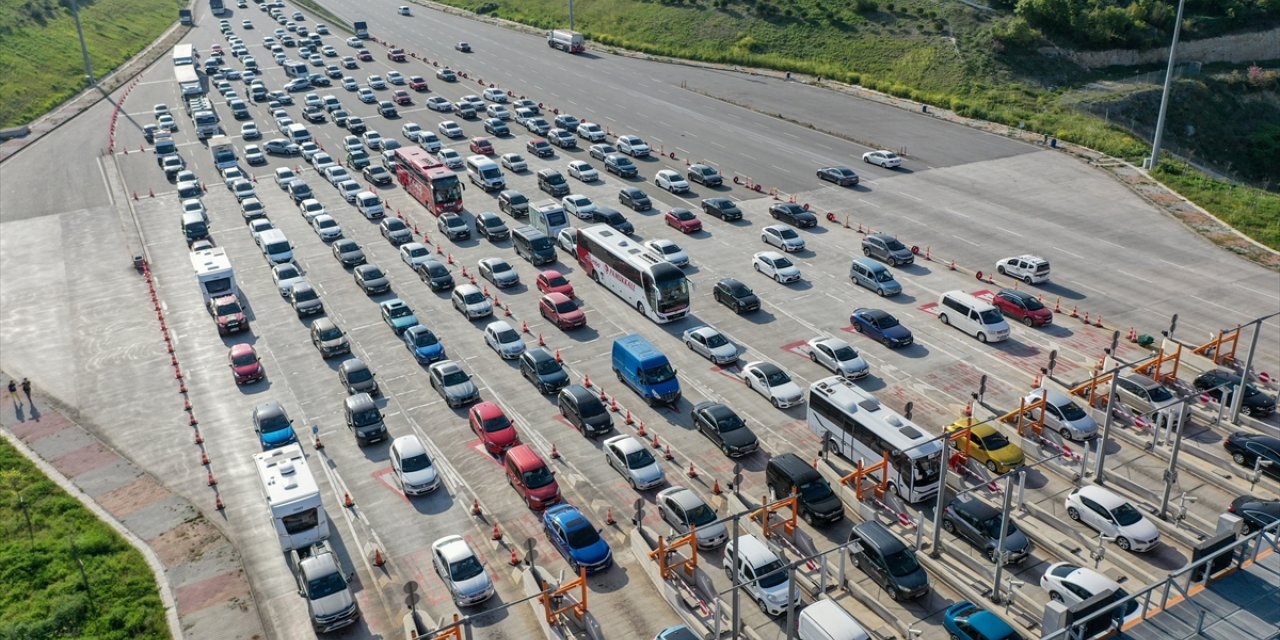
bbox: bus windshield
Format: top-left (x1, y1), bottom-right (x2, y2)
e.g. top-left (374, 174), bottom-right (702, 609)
top-left (431, 175), bottom-right (462, 203)
top-left (651, 276), bottom-right (689, 314)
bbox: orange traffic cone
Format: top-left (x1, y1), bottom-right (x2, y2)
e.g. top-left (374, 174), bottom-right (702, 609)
top-left (554, 349), bottom-right (562, 363)
top-left (472, 499), bottom-right (482, 516)
top-left (637, 420), bottom-right (647, 437)
top-left (583, 373), bottom-right (591, 388)
top-left (521, 320), bottom-right (530, 334)
top-left (624, 409), bottom-right (634, 425)
top-left (686, 463), bottom-right (698, 478)
top-left (509, 548), bottom-right (520, 566)
top-left (713, 479), bottom-right (722, 495)
top-left (550, 444), bottom-right (560, 459)
top-left (491, 524), bottom-right (502, 541)
top-left (664, 445), bottom-right (673, 461)
top-left (344, 492), bottom-right (354, 508)
top-left (538, 333), bottom-right (546, 347)
top-left (605, 508), bottom-right (616, 526)
top-left (373, 548), bottom-right (385, 566)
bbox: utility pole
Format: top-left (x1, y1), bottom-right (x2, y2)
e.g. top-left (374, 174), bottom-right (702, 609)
top-left (69, 0), bottom-right (96, 86)
top-left (1228, 322), bottom-right (1261, 423)
top-left (568, 0), bottom-right (575, 31)
top-left (990, 470), bottom-right (1020, 603)
top-left (1147, 0), bottom-right (1186, 169)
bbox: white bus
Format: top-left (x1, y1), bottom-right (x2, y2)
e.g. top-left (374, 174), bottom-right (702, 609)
top-left (575, 224), bottom-right (689, 323)
top-left (806, 376), bottom-right (943, 503)
top-left (172, 43), bottom-right (196, 67)
top-left (254, 444), bottom-right (330, 551)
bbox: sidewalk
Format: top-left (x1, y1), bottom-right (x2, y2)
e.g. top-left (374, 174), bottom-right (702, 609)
top-left (0, 373), bottom-right (266, 640)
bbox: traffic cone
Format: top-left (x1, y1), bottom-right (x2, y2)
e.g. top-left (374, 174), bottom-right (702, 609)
top-left (509, 548), bottom-right (521, 566)
top-left (664, 445), bottom-right (673, 461)
top-left (472, 499), bottom-right (482, 516)
top-left (313, 433), bottom-right (324, 450)
top-left (469, 274), bottom-right (476, 285)
top-left (344, 492), bottom-right (354, 508)
top-left (436, 243), bottom-right (443, 255)
top-left (215, 495), bottom-right (225, 511)
top-left (624, 409), bottom-right (634, 425)
top-left (1081, 311), bottom-right (1090, 324)
top-left (713, 479), bottom-right (722, 495)
top-left (207, 469), bottom-right (218, 486)
top-left (483, 285), bottom-right (490, 298)
top-left (193, 430), bottom-right (203, 445)
top-left (461, 266), bottom-right (469, 278)
top-left (948, 260), bottom-right (956, 271)
top-left (1094, 315), bottom-right (1103, 328)
top-left (491, 524), bottom-right (502, 541)
top-left (550, 444), bottom-right (560, 459)
top-left (637, 420), bottom-right (647, 437)
top-left (200, 450), bottom-right (210, 466)
top-left (183, 398), bottom-right (191, 411)
top-left (492, 294), bottom-right (500, 308)
top-left (583, 373), bottom-right (591, 388)
top-left (605, 508), bottom-right (616, 526)
top-left (189, 414), bottom-right (198, 426)
top-left (504, 304), bottom-right (512, 317)
top-left (538, 333), bottom-right (546, 347)
top-left (686, 463), bottom-right (698, 479)
top-left (521, 320), bottom-right (530, 334)
top-left (651, 433), bottom-right (661, 449)
top-left (555, 349), bottom-right (562, 363)
top-left (447, 254), bottom-right (454, 264)
top-left (598, 386), bottom-right (607, 402)
top-left (373, 548), bottom-right (385, 566)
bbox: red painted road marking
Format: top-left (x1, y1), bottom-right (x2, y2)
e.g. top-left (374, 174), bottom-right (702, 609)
top-left (780, 339), bottom-right (808, 356)
top-left (970, 289), bottom-right (994, 302)
top-left (469, 440), bottom-right (505, 466)
top-left (371, 467), bottom-right (408, 503)
top-left (711, 365), bottom-right (742, 383)
top-left (918, 302), bottom-right (940, 316)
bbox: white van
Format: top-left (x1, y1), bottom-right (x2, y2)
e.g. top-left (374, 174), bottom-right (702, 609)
top-left (937, 290), bottom-right (1010, 343)
top-left (465, 155), bottom-right (505, 191)
top-left (355, 191), bottom-right (384, 219)
top-left (723, 534), bottom-right (799, 617)
top-left (797, 599), bottom-right (871, 640)
top-left (285, 123), bottom-right (312, 144)
top-left (256, 228), bottom-right (294, 264)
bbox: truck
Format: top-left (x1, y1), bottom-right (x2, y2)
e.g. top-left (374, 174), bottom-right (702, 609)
top-left (529, 199), bottom-right (569, 240)
top-left (353, 21), bottom-right (369, 39)
top-left (547, 29), bottom-right (585, 53)
top-left (175, 64), bottom-right (203, 97)
top-left (190, 248), bottom-right (238, 302)
top-left (185, 97), bottom-right (219, 139)
top-left (611, 335), bottom-right (681, 405)
top-left (210, 0), bottom-right (226, 15)
top-left (283, 59), bottom-right (309, 78)
top-left (208, 135), bottom-right (238, 170)
top-left (289, 541), bottom-right (360, 634)
top-left (179, 9), bottom-right (193, 25)
top-left (254, 444), bottom-right (330, 551)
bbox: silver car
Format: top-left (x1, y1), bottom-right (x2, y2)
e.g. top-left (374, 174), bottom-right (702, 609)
top-left (484, 320), bottom-right (525, 359)
top-left (429, 360), bottom-right (479, 407)
top-left (657, 486), bottom-right (728, 549)
top-left (682, 326), bottom-right (738, 365)
top-left (1024, 388), bottom-right (1098, 441)
top-left (604, 435), bottom-right (665, 490)
top-left (761, 224), bottom-right (805, 252)
top-left (478, 257), bottom-right (519, 288)
top-left (431, 535), bottom-right (494, 606)
top-left (805, 337), bottom-right (869, 379)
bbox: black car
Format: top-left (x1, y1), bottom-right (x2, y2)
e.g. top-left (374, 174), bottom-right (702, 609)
top-left (483, 118), bottom-right (509, 136)
top-left (363, 165), bottom-right (393, 185)
top-left (604, 154), bottom-right (637, 178)
top-left (618, 187), bottom-right (651, 212)
top-left (817, 166), bottom-right (859, 187)
top-left (498, 190), bottom-right (528, 217)
top-left (1229, 495), bottom-right (1280, 534)
top-left (288, 180), bottom-right (313, 203)
top-left (691, 402), bottom-right (759, 457)
top-left (591, 207), bottom-right (633, 235)
top-left (713, 278), bottom-right (759, 313)
top-left (416, 260), bottom-right (455, 291)
top-left (701, 198), bottom-right (742, 221)
top-left (331, 238), bottom-right (366, 267)
top-left (353, 264), bottom-right (391, 295)
top-left (332, 110), bottom-right (350, 128)
top-left (1195, 371), bottom-right (1276, 417)
top-left (1224, 432), bottom-right (1280, 478)
top-left (520, 347), bottom-right (570, 394)
top-left (941, 498), bottom-right (1032, 564)
top-left (557, 384), bottom-right (613, 437)
top-left (769, 202), bottom-right (818, 228)
top-left (687, 164), bottom-right (723, 187)
top-left (476, 211), bottom-right (510, 241)
top-left (380, 218), bottom-right (413, 245)
top-left (437, 212), bottom-right (470, 240)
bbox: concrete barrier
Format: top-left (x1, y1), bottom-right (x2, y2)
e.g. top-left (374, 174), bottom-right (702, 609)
top-left (627, 527), bottom-right (724, 637)
top-left (0, 126), bottom-right (30, 141)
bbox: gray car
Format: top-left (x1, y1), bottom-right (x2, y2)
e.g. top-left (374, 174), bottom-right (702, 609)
top-left (1114, 374), bottom-right (1178, 419)
top-left (338, 358), bottom-right (379, 396)
top-left (289, 281), bottom-right (324, 316)
top-left (331, 238), bottom-right (366, 266)
top-left (519, 347), bottom-right (570, 394)
top-left (861, 233), bottom-right (914, 266)
top-left (476, 211), bottom-right (510, 241)
top-left (429, 360), bottom-right (479, 407)
top-left (942, 498), bottom-right (1031, 565)
top-left (478, 257), bottom-right (519, 288)
top-left (310, 318), bottom-right (350, 358)
top-left (353, 264), bottom-right (391, 295)
top-left (657, 486), bottom-right (729, 549)
top-left (1024, 388), bottom-right (1098, 441)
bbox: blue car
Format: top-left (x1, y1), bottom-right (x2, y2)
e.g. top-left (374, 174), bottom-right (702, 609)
top-left (543, 504), bottom-right (612, 574)
top-left (944, 601), bottom-right (1021, 640)
top-left (403, 324), bottom-right (445, 363)
top-left (850, 308), bottom-right (913, 348)
top-left (653, 626), bottom-right (699, 640)
top-left (252, 400), bottom-right (298, 450)
top-left (380, 298), bottom-right (418, 335)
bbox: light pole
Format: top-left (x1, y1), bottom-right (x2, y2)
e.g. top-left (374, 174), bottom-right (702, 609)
top-left (1147, 0), bottom-right (1186, 169)
top-left (69, 0), bottom-right (96, 86)
top-left (568, 0), bottom-right (575, 31)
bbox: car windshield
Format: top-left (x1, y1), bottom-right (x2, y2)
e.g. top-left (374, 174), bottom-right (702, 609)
top-left (352, 409), bottom-right (380, 426)
top-left (427, 264), bottom-right (449, 277)
top-left (832, 346), bottom-right (858, 361)
top-left (798, 480), bottom-right (832, 502)
top-left (981, 515), bottom-right (1020, 538)
top-left (755, 560), bottom-right (788, 588)
top-left (1112, 502), bottom-right (1145, 526)
top-left (490, 262), bottom-right (511, 274)
top-left (448, 555), bottom-right (484, 582)
top-left (604, 213), bottom-right (625, 224)
top-left (1147, 385), bottom-right (1174, 402)
top-left (779, 228), bottom-right (798, 239)
top-left (545, 274), bottom-right (567, 287)
top-left (388, 305), bottom-right (412, 318)
top-left (412, 331), bottom-right (437, 347)
top-left (658, 244), bottom-right (680, 255)
top-left (294, 288), bottom-right (317, 302)
top-left (979, 309), bottom-right (1004, 324)
top-left (317, 326), bottom-right (341, 340)
top-left (445, 217), bottom-right (465, 229)
top-left (259, 413), bottom-right (290, 433)
top-left (674, 210), bottom-right (694, 220)
top-left (885, 548), bottom-right (921, 577)
top-left (979, 432), bottom-right (1011, 451)
top-left (536, 359), bottom-right (562, 375)
top-left (624, 447), bottom-right (656, 469)
top-left (1056, 401), bottom-right (1086, 420)
top-left (1022, 296), bottom-right (1045, 311)
top-left (524, 466), bottom-right (555, 489)
top-left (884, 238), bottom-right (906, 251)
top-left (773, 257), bottom-right (793, 269)
top-left (481, 414), bottom-right (510, 432)
top-left (277, 266), bottom-right (299, 280)
top-left (484, 217), bottom-right (504, 228)
top-left (565, 521), bottom-right (600, 548)
top-left (463, 292), bottom-right (485, 304)
top-left (507, 192), bottom-right (527, 203)
top-left (231, 352), bottom-right (257, 366)
top-left (554, 300), bottom-right (576, 314)
top-left (641, 364), bottom-right (676, 385)
top-left (363, 268), bottom-right (384, 279)
top-left (215, 301), bottom-right (241, 315)
top-left (347, 368), bottom-right (372, 383)
top-left (704, 333), bottom-right (728, 348)
top-left (317, 219), bottom-right (337, 229)
top-left (306, 571), bottom-right (348, 599)
top-left (496, 329), bottom-right (519, 343)
top-left (728, 283), bottom-right (752, 297)
top-left (401, 452), bottom-right (432, 472)
top-left (684, 502), bottom-right (717, 527)
top-left (874, 270), bottom-right (895, 283)
top-left (441, 370), bottom-right (469, 386)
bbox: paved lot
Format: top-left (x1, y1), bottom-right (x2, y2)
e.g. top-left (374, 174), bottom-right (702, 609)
top-left (1, 1), bottom-right (1278, 639)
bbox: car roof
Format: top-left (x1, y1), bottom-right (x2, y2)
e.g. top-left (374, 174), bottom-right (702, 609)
top-left (393, 434), bottom-right (427, 458)
top-left (605, 434), bottom-right (643, 454)
top-left (689, 326), bottom-right (719, 338)
top-left (699, 402), bottom-right (737, 422)
top-left (1062, 565), bottom-right (1119, 593)
top-left (230, 343), bottom-right (255, 356)
top-left (432, 535), bottom-right (473, 564)
top-left (487, 320), bottom-right (514, 332)
top-left (456, 283), bottom-right (482, 295)
top-left (1120, 373), bottom-right (1163, 390)
top-left (811, 337), bottom-right (849, 351)
top-left (1028, 387), bottom-right (1072, 405)
top-left (431, 360), bottom-right (462, 375)
top-left (748, 361), bottom-right (782, 376)
top-left (1076, 485), bottom-right (1126, 509)
top-left (525, 347), bottom-right (554, 363)
top-left (998, 288), bottom-right (1036, 302)
top-left (951, 497), bottom-right (998, 521)
top-left (544, 292), bottom-right (572, 304)
top-left (664, 486), bottom-right (705, 511)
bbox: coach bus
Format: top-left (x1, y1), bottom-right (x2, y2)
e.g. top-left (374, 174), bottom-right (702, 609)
top-left (393, 148), bottom-right (462, 215)
top-left (575, 225), bottom-right (689, 323)
top-left (806, 376), bottom-right (943, 503)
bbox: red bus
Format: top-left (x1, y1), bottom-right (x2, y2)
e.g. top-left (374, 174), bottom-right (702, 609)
top-left (393, 148), bottom-right (463, 215)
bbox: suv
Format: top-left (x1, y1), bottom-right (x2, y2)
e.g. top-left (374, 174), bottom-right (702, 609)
top-left (498, 190), bottom-right (529, 217)
top-left (537, 169), bottom-right (570, 197)
top-left (723, 534), bottom-right (798, 617)
top-left (847, 521), bottom-right (930, 601)
top-left (309, 318), bottom-right (351, 358)
top-left (687, 163), bottom-right (722, 187)
top-left (603, 154), bottom-right (637, 178)
top-left (996, 255), bottom-right (1050, 284)
top-left (519, 347), bottom-right (570, 394)
top-left (764, 453), bottom-right (843, 525)
top-left (941, 498), bottom-right (1032, 565)
top-left (861, 233), bottom-right (914, 266)
top-left (557, 384), bottom-right (613, 437)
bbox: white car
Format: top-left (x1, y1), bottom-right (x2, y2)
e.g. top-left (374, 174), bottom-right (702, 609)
top-left (230, 179), bottom-right (256, 201)
top-left (438, 120), bottom-right (464, 138)
top-left (386, 71), bottom-right (405, 85)
top-left (485, 104), bottom-right (510, 120)
top-left (761, 224), bottom-right (805, 252)
top-left (274, 167), bottom-right (297, 188)
top-left (418, 132), bottom-right (443, 153)
top-left (399, 242), bottom-right (432, 267)
top-left (557, 227), bottom-right (577, 253)
top-left (431, 535), bottom-right (495, 607)
top-left (576, 122), bottom-right (606, 142)
top-left (271, 262), bottom-right (305, 297)
top-left (346, 37), bottom-right (363, 47)
top-left (303, 92), bottom-right (322, 108)
top-left (426, 96), bottom-right (453, 112)
top-left (153, 103), bottom-right (169, 118)
top-left (181, 198), bottom-right (205, 217)
top-left (567, 161), bottom-right (598, 182)
top-left (243, 144), bottom-right (266, 165)
top-left (753, 251), bottom-right (801, 283)
top-left (401, 122), bottom-right (423, 141)
top-left (682, 326), bottom-right (738, 365)
top-left (361, 130), bottom-right (383, 150)
top-left (312, 152), bottom-right (337, 173)
top-left (805, 338), bottom-right (869, 379)
top-left (452, 284), bottom-right (492, 319)
top-left (482, 87), bottom-right (508, 102)
top-left (484, 320), bottom-right (525, 359)
top-left (367, 74), bottom-right (386, 89)
top-left (300, 143), bottom-right (322, 162)
top-left (862, 150), bottom-right (902, 168)
top-left (603, 435), bottom-right (665, 490)
top-left (1065, 485), bottom-right (1160, 552)
top-left (298, 198), bottom-right (326, 222)
top-left (644, 239), bottom-right (688, 268)
top-left (342, 135), bottom-right (363, 153)
top-left (240, 122), bottom-right (261, 139)
top-left (357, 87), bottom-right (376, 103)
top-left (437, 148), bottom-right (463, 169)
top-left (654, 169), bottom-right (689, 194)
top-left (324, 165), bottom-right (351, 186)
top-left (500, 153), bottom-right (526, 172)
top-left (240, 197), bottom-right (265, 220)
top-left (390, 435), bottom-right (439, 495)
top-left (311, 214), bottom-right (343, 241)
top-left (1040, 563), bottom-right (1140, 624)
top-left (398, 5), bottom-right (412, 15)
top-left (741, 361), bottom-right (804, 409)
top-left (221, 166), bottom-right (246, 187)
top-left (336, 179), bottom-right (362, 202)
top-left (341, 77), bottom-right (358, 91)
top-left (615, 134), bottom-right (650, 157)
top-left (562, 194), bottom-right (596, 220)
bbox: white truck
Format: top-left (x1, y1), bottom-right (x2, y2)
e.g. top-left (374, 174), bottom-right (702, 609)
top-left (290, 540), bottom-right (360, 634)
top-left (547, 29), bottom-right (585, 53)
top-left (185, 97), bottom-right (219, 139)
top-left (254, 444), bottom-right (330, 552)
top-left (208, 135), bottom-right (238, 170)
top-left (190, 248), bottom-right (238, 302)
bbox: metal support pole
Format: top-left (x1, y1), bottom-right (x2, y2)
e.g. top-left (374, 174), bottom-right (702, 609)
top-left (1148, 0), bottom-right (1185, 168)
top-left (1016, 472), bottom-right (1027, 511)
top-left (730, 514), bottom-right (741, 639)
top-left (1229, 323), bottom-right (1261, 423)
top-left (1159, 403), bottom-right (1190, 519)
top-left (568, 0), bottom-right (575, 31)
top-left (991, 470), bottom-right (1019, 602)
top-left (930, 437), bottom-right (951, 558)
top-left (1093, 367), bottom-right (1123, 482)
top-left (69, 0), bottom-right (95, 86)
top-left (785, 564), bottom-right (798, 640)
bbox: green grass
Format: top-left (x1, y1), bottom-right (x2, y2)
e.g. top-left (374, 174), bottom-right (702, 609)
top-left (0, 0), bottom-right (183, 127)
top-left (1154, 160), bottom-right (1280, 251)
top-left (0, 438), bottom-right (168, 640)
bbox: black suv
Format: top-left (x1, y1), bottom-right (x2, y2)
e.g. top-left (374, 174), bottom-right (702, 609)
top-left (847, 522), bottom-right (930, 601)
top-left (618, 187), bottom-right (651, 212)
top-left (557, 384), bottom-right (613, 437)
top-left (537, 169), bottom-right (569, 197)
top-left (498, 190), bottom-right (529, 217)
top-left (520, 347), bottom-right (570, 394)
top-left (765, 453), bottom-right (843, 525)
top-left (713, 278), bottom-right (759, 313)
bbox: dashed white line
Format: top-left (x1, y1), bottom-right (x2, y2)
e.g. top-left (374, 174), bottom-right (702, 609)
top-left (1099, 238), bottom-right (1126, 250)
top-left (945, 208), bottom-right (970, 219)
top-left (899, 193), bottom-right (923, 202)
top-left (1053, 246), bottom-right (1087, 260)
top-left (952, 235), bottom-right (980, 247)
top-left (1233, 283), bottom-right (1280, 300)
top-left (769, 164), bottom-right (788, 172)
top-left (996, 227), bottom-right (1024, 238)
top-left (858, 198), bottom-right (881, 209)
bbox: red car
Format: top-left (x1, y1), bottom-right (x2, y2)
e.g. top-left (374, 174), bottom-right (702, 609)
top-left (228, 343), bottom-right (264, 384)
top-left (357, 49), bottom-right (373, 62)
top-left (539, 293), bottom-right (586, 330)
top-left (387, 48), bottom-right (406, 62)
top-left (992, 289), bottom-right (1053, 327)
top-left (207, 293), bottom-right (249, 335)
top-left (504, 444), bottom-right (561, 510)
top-left (211, 44), bottom-right (223, 54)
top-left (665, 208), bottom-right (702, 234)
top-left (536, 269), bottom-right (574, 297)
top-left (408, 75), bottom-right (428, 91)
top-left (469, 137), bottom-right (494, 155)
top-left (392, 90), bottom-right (412, 105)
top-left (469, 402), bottom-right (519, 455)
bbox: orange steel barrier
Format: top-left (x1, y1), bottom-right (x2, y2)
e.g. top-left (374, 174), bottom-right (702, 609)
top-left (1193, 326), bottom-right (1241, 365)
top-left (648, 531), bottom-right (699, 580)
top-left (540, 566), bottom-right (588, 624)
top-left (838, 451), bottom-right (891, 501)
top-left (751, 495), bottom-right (798, 539)
top-left (1132, 342), bottom-right (1183, 385)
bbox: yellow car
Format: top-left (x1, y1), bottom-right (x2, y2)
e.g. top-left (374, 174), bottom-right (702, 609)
top-left (945, 420), bottom-right (1024, 474)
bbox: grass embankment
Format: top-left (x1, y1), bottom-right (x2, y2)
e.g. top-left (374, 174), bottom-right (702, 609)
top-left (0, 0), bottom-right (182, 127)
top-left (0, 438), bottom-right (168, 640)
top-left (439, 0), bottom-right (1280, 252)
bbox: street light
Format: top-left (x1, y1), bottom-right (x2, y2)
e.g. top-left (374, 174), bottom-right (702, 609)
top-left (69, 0), bottom-right (95, 86)
top-left (1147, 0), bottom-right (1186, 168)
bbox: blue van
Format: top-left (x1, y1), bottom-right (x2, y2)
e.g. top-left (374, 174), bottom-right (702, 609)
top-left (611, 335), bottom-right (681, 405)
top-left (849, 257), bottom-right (902, 297)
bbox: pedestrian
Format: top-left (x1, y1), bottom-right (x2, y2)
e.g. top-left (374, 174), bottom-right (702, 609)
top-left (7, 380), bottom-right (19, 405)
top-left (20, 378), bottom-right (31, 404)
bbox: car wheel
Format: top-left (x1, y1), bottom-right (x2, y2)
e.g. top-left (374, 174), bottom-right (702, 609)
top-left (809, 352), bottom-right (818, 363)
top-left (862, 247), bottom-right (871, 257)
top-left (754, 263), bottom-right (761, 273)
top-left (850, 552), bottom-right (861, 568)
top-left (686, 340), bottom-right (693, 351)
top-left (877, 288), bottom-right (887, 297)
top-left (1023, 316), bottom-right (1035, 327)
top-left (1060, 427), bottom-right (1073, 441)
top-left (1067, 506), bottom-right (1081, 521)
top-left (997, 265), bottom-right (1007, 275)
top-left (733, 302), bottom-right (742, 313)
top-left (756, 596), bottom-right (769, 614)
top-left (774, 273), bottom-right (782, 283)
top-left (1024, 275), bottom-right (1033, 285)
top-left (1116, 536), bottom-right (1131, 551)
top-left (1049, 591), bottom-right (1064, 603)
top-left (986, 460), bottom-right (999, 473)
top-left (939, 313), bottom-right (950, 326)
top-left (977, 332), bottom-right (988, 343)
top-left (887, 585), bottom-right (901, 601)
top-left (770, 397), bottom-right (780, 408)
top-left (853, 323), bottom-right (863, 333)
top-left (628, 477), bottom-right (636, 490)
top-left (941, 519), bottom-right (955, 534)
top-left (724, 563), bottom-right (733, 579)
top-left (802, 510), bottom-right (815, 526)
top-left (1232, 452), bottom-right (1247, 465)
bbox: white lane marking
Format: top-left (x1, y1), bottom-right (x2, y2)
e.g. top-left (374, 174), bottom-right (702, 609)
top-left (1053, 246), bottom-right (1087, 261)
top-left (952, 235), bottom-right (980, 247)
top-left (997, 227), bottom-right (1024, 238)
top-left (1159, 259), bottom-right (1187, 270)
top-left (900, 193), bottom-right (923, 202)
top-left (1128, 273), bottom-right (1154, 284)
top-left (1234, 283), bottom-right (1280, 300)
top-left (858, 198), bottom-right (881, 209)
top-left (945, 207), bottom-right (970, 219)
top-left (1099, 238), bottom-right (1126, 250)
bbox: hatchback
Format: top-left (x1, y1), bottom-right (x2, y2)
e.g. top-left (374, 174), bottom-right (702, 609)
top-left (1065, 485), bottom-right (1161, 551)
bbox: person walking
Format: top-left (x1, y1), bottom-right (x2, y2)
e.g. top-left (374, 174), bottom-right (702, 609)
top-left (20, 378), bottom-right (32, 404)
top-left (7, 380), bottom-right (19, 405)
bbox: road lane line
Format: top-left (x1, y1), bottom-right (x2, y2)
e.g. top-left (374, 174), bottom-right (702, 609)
top-left (1053, 246), bottom-right (1086, 260)
top-left (952, 235), bottom-right (980, 247)
top-left (945, 207), bottom-right (970, 219)
top-left (996, 226), bottom-right (1024, 238)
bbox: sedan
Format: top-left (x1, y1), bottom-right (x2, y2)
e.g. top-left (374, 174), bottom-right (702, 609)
top-left (399, 242), bottom-right (432, 268)
top-left (761, 225), bottom-right (805, 252)
top-left (619, 187), bottom-right (651, 211)
top-left (863, 150), bottom-right (902, 168)
top-left (484, 320), bottom-right (526, 359)
top-left (543, 504), bottom-right (612, 574)
top-left (701, 197), bottom-right (742, 221)
top-left (243, 144), bottom-right (266, 165)
top-left (540, 293), bottom-right (585, 330)
top-left (817, 166), bottom-right (859, 186)
top-left (742, 361), bottom-right (804, 409)
top-left (645, 239), bottom-right (688, 268)
top-left (1228, 495), bottom-right (1280, 534)
top-left (1223, 432), bottom-right (1280, 478)
top-left (311, 214), bottom-right (342, 241)
top-left (526, 138), bottom-right (553, 157)
top-left (535, 269), bottom-right (574, 297)
top-left (476, 211), bottom-right (509, 241)
top-left (992, 289), bottom-right (1053, 327)
top-left (806, 337), bottom-right (869, 379)
top-left (753, 251), bottom-right (800, 283)
top-left (437, 148), bottom-right (463, 168)
top-left (769, 202), bottom-right (818, 228)
top-left (354, 264), bottom-right (391, 295)
top-left (942, 498), bottom-right (1032, 564)
top-left (426, 96), bottom-right (453, 112)
top-left (604, 435), bottom-right (665, 490)
top-left (1194, 370), bottom-right (1276, 417)
top-left (381, 218), bottom-right (413, 245)
top-left (229, 343), bottom-right (265, 385)
top-left (657, 486), bottom-right (729, 549)
top-left (1023, 388), bottom-right (1098, 442)
top-left (691, 402), bottom-right (759, 458)
top-left (366, 74), bottom-right (386, 89)
top-left (1065, 485), bottom-right (1161, 552)
top-left (331, 238), bottom-right (366, 267)
top-left (271, 263), bottom-right (305, 297)
top-left (850, 308), bottom-right (913, 348)
top-left (562, 194), bottom-right (596, 220)
top-left (402, 325), bottom-right (445, 364)
top-left (654, 169), bottom-right (690, 194)
top-left (241, 122), bottom-right (261, 139)
top-left (430, 360), bottom-right (480, 408)
top-left (380, 298), bottom-right (418, 334)
top-left (665, 208), bottom-right (702, 234)
top-left (431, 536), bottom-right (494, 607)
top-left (364, 165), bottom-right (393, 186)
top-left (264, 138), bottom-right (300, 155)
top-left (500, 153), bottom-right (527, 172)
top-left (438, 120), bottom-right (464, 138)
top-left (478, 257), bottom-right (519, 288)
top-left (392, 90), bottom-right (411, 105)
top-left (567, 160), bottom-right (598, 182)
top-left (357, 87), bottom-right (376, 103)
top-left (682, 326), bottom-right (738, 365)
